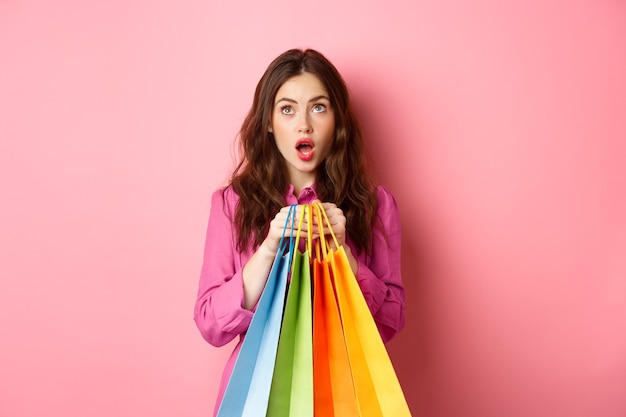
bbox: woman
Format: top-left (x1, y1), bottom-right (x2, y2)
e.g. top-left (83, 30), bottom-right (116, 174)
top-left (193, 48), bottom-right (405, 415)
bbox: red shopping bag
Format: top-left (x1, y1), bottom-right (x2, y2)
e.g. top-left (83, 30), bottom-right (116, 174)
top-left (312, 238), bottom-right (359, 416)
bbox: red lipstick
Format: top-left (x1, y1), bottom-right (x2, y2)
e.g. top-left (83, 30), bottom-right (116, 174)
top-left (295, 138), bottom-right (315, 161)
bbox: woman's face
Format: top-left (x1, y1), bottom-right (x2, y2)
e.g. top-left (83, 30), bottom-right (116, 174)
top-left (269, 72), bottom-right (335, 190)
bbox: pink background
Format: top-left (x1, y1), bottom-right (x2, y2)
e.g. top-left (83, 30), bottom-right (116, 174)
top-left (1, 1), bottom-right (625, 416)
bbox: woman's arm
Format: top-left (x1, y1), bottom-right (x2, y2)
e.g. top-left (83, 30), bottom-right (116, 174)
top-left (193, 189), bottom-right (253, 347)
top-left (350, 187), bottom-right (405, 343)
top-left (241, 205), bottom-right (304, 310)
top-left (194, 190), bottom-right (307, 346)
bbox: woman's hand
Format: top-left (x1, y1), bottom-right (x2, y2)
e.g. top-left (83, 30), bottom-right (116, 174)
top-left (263, 202), bottom-right (349, 253)
top-left (312, 201), bottom-right (347, 249)
top-left (243, 204), bottom-right (307, 310)
top-left (312, 201), bottom-right (358, 274)
top-left (259, 205), bottom-right (310, 257)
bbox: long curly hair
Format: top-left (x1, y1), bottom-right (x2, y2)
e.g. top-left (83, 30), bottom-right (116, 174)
top-left (228, 48), bottom-right (378, 254)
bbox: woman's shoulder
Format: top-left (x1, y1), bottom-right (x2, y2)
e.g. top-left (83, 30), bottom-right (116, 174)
top-left (373, 185), bottom-right (400, 223)
top-left (210, 185), bottom-right (240, 217)
top-left (212, 184), bottom-right (239, 201)
top-left (375, 185), bottom-right (398, 209)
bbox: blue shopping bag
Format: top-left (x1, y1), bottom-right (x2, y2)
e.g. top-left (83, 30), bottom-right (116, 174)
top-left (216, 205), bottom-right (297, 417)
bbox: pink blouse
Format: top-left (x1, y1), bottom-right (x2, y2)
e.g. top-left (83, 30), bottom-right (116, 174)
top-left (194, 184), bottom-right (405, 415)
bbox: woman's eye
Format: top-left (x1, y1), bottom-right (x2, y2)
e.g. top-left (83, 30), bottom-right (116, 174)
top-left (312, 104), bottom-right (326, 113)
top-left (280, 106), bottom-right (294, 115)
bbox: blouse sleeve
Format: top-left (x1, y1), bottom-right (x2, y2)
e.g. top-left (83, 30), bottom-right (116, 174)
top-left (193, 189), bottom-right (253, 347)
top-left (351, 186), bottom-right (405, 343)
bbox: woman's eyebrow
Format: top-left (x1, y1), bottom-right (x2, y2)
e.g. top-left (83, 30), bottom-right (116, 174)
top-left (308, 95), bottom-right (330, 103)
top-left (275, 95), bottom-right (330, 105)
top-left (275, 97), bottom-right (298, 105)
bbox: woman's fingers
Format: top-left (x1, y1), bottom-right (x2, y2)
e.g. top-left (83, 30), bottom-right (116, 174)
top-left (308, 202), bottom-right (347, 248)
top-left (265, 203), bottom-right (348, 254)
top-left (268, 205), bottom-right (315, 240)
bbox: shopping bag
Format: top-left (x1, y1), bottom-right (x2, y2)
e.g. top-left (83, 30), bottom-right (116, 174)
top-left (312, 204), bottom-right (359, 416)
top-left (216, 205), bottom-right (297, 417)
top-left (267, 205), bottom-right (314, 417)
top-left (314, 202), bottom-right (412, 417)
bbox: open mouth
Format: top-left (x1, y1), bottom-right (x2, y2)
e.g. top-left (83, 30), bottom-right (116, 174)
top-left (296, 138), bottom-right (315, 161)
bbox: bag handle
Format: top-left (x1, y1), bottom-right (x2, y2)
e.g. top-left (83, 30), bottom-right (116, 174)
top-left (291, 204), bottom-right (308, 266)
top-left (306, 204), bottom-right (313, 256)
top-left (312, 202), bottom-right (340, 257)
top-left (280, 205), bottom-right (297, 269)
top-left (312, 203), bottom-right (326, 261)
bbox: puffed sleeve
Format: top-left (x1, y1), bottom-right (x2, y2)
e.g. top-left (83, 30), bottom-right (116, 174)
top-left (193, 188), bottom-right (253, 347)
top-left (351, 186), bottom-right (405, 343)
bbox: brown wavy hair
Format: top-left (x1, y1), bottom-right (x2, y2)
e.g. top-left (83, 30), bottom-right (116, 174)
top-left (227, 48), bottom-right (378, 253)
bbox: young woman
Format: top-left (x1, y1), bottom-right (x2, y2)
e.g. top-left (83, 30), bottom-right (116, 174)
top-left (193, 48), bottom-right (405, 415)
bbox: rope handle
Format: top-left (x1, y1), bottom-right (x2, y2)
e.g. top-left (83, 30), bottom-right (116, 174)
top-left (291, 204), bottom-right (309, 265)
top-left (311, 202), bottom-right (340, 260)
top-left (278, 205), bottom-right (297, 253)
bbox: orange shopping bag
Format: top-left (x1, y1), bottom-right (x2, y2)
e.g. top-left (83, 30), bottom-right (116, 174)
top-left (313, 202), bottom-right (411, 417)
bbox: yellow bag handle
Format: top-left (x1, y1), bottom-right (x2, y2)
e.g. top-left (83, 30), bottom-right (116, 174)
top-left (306, 204), bottom-right (313, 257)
top-left (312, 202), bottom-right (340, 254)
top-left (292, 204), bottom-right (309, 266)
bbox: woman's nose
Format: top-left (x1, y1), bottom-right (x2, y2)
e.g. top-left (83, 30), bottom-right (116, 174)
top-left (297, 114), bottom-right (313, 133)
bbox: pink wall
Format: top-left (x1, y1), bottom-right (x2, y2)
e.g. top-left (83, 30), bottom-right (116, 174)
top-left (1, 1), bottom-right (625, 416)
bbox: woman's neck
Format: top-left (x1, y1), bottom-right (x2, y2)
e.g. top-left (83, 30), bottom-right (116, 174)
top-left (289, 172), bottom-right (315, 197)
